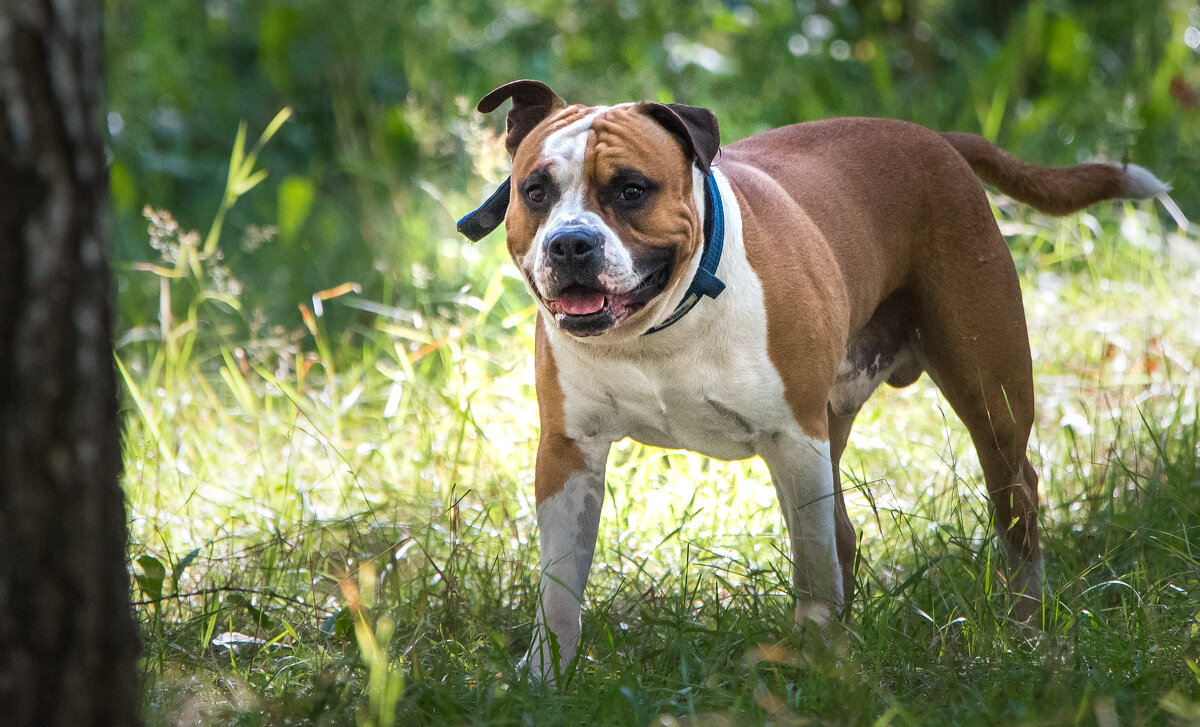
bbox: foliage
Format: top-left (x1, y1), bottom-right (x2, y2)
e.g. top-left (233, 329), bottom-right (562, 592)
top-left (109, 0), bottom-right (1200, 723)
top-left (105, 0), bottom-right (1200, 332)
top-left (121, 137), bottom-right (1200, 721)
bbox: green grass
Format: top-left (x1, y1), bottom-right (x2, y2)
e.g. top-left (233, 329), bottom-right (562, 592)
top-left (122, 197), bottom-right (1200, 725)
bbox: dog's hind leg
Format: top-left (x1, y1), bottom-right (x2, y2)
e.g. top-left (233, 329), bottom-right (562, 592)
top-left (931, 365), bottom-right (1044, 623)
top-left (914, 219), bottom-right (1044, 622)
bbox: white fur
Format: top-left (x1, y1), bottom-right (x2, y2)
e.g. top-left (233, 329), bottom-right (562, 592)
top-left (759, 432), bottom-right (843, 621)
top-left (829, 347), bottom-right (917, 416)
top-left (524, 440), bottom-right (609, 684)
top-left (829, 358), bottom-right (878, 416)
top-left (1120, 163), bottom-right (1170, 199)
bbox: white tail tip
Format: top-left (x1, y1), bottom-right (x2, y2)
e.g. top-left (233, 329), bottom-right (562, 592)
top-left (1121, 163), bottom-right (1171, 199)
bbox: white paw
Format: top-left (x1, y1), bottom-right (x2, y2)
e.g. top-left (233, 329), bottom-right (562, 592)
top-left (519, 645), bottom-right (559, 689)
top-left (795, 600), bottom-right (832, 628)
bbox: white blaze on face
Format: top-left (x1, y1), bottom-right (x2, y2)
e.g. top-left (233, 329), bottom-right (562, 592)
top-left (525, 106), bottom-right (640, 298)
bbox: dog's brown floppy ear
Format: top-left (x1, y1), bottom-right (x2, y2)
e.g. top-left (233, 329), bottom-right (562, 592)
top-left (477, 80), bottom-right (566, 155)
top-left (641, 102), bottom-right (721, 174)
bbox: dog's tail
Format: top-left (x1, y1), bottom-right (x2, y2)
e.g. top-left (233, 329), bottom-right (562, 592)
top-left (939, 132), bottom-right (1169, 216)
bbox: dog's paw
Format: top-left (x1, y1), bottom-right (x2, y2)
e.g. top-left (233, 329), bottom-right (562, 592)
top-left (794, 600), bottom-right (832, 628)
top-left (518, 647), bottom-right (559, 690)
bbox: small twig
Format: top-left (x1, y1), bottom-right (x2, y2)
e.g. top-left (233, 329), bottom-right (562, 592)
top-left (133, 585), bottom-right (335, 614)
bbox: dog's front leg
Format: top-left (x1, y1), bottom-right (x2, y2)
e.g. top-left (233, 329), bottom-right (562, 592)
top-left (524, 434), bottom-right (609, 685)
top-left (759, 427), bottom-right (845, 625)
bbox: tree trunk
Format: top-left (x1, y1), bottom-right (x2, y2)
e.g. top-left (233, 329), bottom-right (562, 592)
top-left (0, 2), bottom-right (141, 724)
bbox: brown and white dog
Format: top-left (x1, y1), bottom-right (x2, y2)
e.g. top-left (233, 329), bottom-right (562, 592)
top-left (458, 80), bottom-right (1168, 683)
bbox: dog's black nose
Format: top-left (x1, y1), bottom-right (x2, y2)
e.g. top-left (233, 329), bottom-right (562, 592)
top-left (546, 227), bottom-right (602, 271)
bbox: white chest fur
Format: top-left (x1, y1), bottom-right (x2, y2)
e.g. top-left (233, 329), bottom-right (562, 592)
top-left (553, 332), bottom-right (792, 461)
top-left (545, 170), bottom-right (799, 461)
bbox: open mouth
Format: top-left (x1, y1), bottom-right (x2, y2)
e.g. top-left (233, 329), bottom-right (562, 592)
top-left (542, 265), bottom-right (671, 336)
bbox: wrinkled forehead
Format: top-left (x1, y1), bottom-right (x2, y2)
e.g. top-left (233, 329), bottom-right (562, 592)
top-left (511, 104), bottom-right (687, 180)
top-left (510, 104), bottom-right (594, 178)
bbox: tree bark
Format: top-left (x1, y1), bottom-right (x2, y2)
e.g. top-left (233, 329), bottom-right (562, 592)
top-left (0, 2), bottom-right (141, 724)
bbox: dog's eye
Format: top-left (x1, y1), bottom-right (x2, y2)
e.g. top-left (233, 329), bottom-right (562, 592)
top-left (525, 184), bottom-right (547, 204)
top-left (620, 184), bottom-right (644, 202)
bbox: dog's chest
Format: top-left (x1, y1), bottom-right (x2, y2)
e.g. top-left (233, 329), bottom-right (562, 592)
top-left (553, 338), bottom-right (792, 461)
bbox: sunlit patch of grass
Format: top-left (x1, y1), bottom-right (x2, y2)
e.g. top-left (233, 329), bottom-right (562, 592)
top-left (123, 184), bottom-right (1200, 724)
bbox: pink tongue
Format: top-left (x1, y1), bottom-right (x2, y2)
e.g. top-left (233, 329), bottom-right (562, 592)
top-left (559, 291), bottom-right (606, 315)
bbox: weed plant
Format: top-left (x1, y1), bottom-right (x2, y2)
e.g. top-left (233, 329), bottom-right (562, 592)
top-left (123, 120), bottom-right (1200, 726)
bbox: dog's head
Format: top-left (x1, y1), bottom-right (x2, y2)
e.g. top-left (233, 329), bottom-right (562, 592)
top-left (469, 80), bottom-right (720, 339)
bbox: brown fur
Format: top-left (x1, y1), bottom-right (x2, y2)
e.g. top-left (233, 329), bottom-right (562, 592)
top-left (940, 131), bottom-right (1127, 215)
top-left (533, 317), bottom-right (586, 503)
top-left (720, 118), bottom-right (1046, 610)
top-left (590, 107), bottom-right (704, 294)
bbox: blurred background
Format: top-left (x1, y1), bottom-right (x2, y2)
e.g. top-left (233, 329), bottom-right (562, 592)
top-left (108, 5), bottom-right (1200, 721)
top-left (105, 0), bottom-right (1200, 338)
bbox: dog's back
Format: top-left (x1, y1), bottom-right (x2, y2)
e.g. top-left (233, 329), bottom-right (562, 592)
top-left (719, 117), bottom-right (1167, 331)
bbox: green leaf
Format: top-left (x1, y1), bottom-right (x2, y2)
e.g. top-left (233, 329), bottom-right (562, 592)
top-left (227, 121), bottom-right (247, 191)
top-left (172, 548), bottom-right (201, 589)
top-left (233, 168), bottom-right (270, 196)
top-left (109, 161), bottom-right (137, 212)
top-left (258, 106), bottom-right (293, 148)
top-left (278, 175), bottom-right (314, 242)
top-left (136, 555), bottom-right (166, 602)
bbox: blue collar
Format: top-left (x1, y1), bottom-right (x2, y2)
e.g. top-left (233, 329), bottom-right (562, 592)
top-left (457, 171), bottom-right (726, 335)
top-left (642, 171), bottom-right (726, 334)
